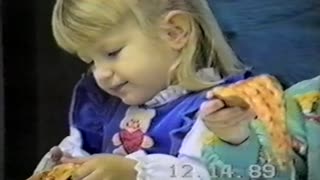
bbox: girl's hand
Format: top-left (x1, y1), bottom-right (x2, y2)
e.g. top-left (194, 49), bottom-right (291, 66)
top-left (49, 146), bottom-right (74, 164)
top-left (199, 91), bottom-right (256, 145)
top-left (61, 154), bottom-right (137, 180)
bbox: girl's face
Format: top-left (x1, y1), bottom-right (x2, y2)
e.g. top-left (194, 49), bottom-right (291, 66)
top-left (87, 16), bottom-right (185, 105)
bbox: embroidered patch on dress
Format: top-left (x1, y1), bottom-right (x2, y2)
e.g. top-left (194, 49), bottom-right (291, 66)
top-left (112, 106), bottom-right (156, 155)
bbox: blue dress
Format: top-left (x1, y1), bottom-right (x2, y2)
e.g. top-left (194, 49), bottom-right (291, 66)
top-left (69, 73), bottom-right (207, 155)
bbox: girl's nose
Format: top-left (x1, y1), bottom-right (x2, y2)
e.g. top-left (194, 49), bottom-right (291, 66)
top-left (93, 67), bottom-right (113, 80)
top-left (92, 67), bottom-right (115, 91)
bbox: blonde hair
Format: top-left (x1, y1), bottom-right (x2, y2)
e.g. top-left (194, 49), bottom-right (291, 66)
top-left (52, 0), bottom-right (246, 91)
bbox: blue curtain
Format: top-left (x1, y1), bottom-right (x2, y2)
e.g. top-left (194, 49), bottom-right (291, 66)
top-left (208, 0), bottom-right (320, 87)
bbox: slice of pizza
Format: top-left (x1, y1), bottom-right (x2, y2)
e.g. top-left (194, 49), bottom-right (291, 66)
top-left (27, 163), bottom-right (79, 180)
top-left (213, 75), bottom-right (292, 170)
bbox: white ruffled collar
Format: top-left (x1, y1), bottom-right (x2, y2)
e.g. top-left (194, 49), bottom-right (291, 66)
top-left (144, 68), bottom-right (221, 108)
top-left (144, 85), bottom-right (188, 107)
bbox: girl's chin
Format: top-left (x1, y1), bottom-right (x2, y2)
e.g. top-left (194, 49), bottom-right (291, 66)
top-left (119, 93), bottom-right (153, 106)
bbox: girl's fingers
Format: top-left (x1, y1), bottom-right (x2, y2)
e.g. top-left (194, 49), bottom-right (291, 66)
top-left (206, 90), bottom-right (215, 99)
top-left (200, 99), bottom-right (225, 117)
top-left (50, 146), bottom-right (63, 162)
top-left (239, 109), bottom-right (256, 124)
top-left (63, 152), bottom-right (73, 159)
top-left (82, 170), bottom-right (105, 180)
top-left (206, 87), bottom-right (222, 99)
top-left (204, 108), bottom-right (255, 128)
top-left (71, 163), bottom-right (96, 180)
top-left (61, 156), bottom-right (89, 164)
top-left (204, 107), bottom-right (243, 122)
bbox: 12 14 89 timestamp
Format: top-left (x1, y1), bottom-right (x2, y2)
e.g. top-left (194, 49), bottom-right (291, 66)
top-left (169, 163), bottom-right (276, 179)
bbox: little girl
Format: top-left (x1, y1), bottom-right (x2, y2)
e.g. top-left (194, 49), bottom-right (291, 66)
top-left (31, 0), bottom-right (318, 180)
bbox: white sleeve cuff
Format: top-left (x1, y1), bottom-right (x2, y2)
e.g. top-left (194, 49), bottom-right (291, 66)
top-left (58, 126), bottom-right (89, 157)
top-left (126, 150), bottom-right (210, 180)
top-left (179, 118), bottom-right (211, 158)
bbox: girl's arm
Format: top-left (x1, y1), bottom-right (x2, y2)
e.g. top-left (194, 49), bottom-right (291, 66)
top-left (179, 118), bottom-right (261, 180)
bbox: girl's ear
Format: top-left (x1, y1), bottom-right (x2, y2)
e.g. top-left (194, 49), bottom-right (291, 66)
top-left (160, 10), bottom-right (192, 50)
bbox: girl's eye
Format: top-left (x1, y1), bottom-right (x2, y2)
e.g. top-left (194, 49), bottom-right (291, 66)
top-left (106, 48), bottom-right (122, 58)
